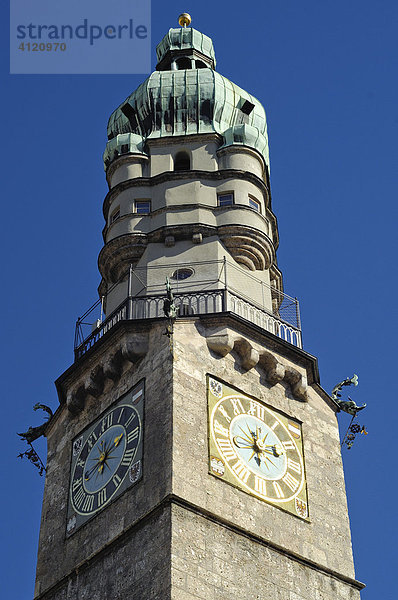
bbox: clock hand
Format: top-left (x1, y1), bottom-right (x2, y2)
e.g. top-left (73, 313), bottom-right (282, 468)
top-left (113, 433), bottom-right (123, 447)
top-left (84, 433), bottom-right (124, 480)
top-left (84, 461), bottom-right (101, 481)
top-left (84, 441), bottom-right (108, 480)
top-left (233, 435), bottom-right (255, 449)
top-left (262, 444), bottom-right (284, 457)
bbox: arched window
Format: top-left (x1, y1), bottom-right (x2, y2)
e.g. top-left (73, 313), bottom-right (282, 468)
top-left (174, 151), bottom-right (190, 171)
top-left (195, 60), bottom-right (207, 69)
top-left (175, 57), bottom-right (191, 70)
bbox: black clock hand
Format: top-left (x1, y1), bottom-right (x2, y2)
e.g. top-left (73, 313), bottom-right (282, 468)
top-left (84, 461), bottom-right (101, 481)
top-left (84, 441), bottom-right (107, 480)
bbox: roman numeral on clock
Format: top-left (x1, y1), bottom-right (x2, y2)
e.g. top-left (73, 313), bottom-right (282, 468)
top-left (232, 460), bottom-right (250, 483)
top-left (117, 408), bottom-right (125, 423)
top-left (217, 438), bottom-right (237, 461)
top-left (87, 431), bottom-right (97, 450)
top-left (287, 458), bottom-right (301, 474)
top-left (121, 449), bottom-right (136, 466)
top-left (282, 440), bottom-right (295, 451)
top-left (101, 412), bottom-right (113, 433)
top-left (127, 426), bottom-right (139, 444)
top-left (230, 398), bottom-right (245, 416)
top-left (112, 473), bottom-right (122, 487)
top-left (254, 476), bottom-right (267, 496)
top-left (125, 412), bottom-right (137, 428)
top-left (72, 477), bottom-right (82, 492)
top-left (282, 472), bottom-right (300, 492)
top-left (97, 488), bottom-right (107, 508)
top-left (213, 420), bottom-right (229, 437)
top-left (217, 405), bottom-right (231, 423)
top-left (82, 495), bottom-right (94, 513)
top-left (273, 481), bottom-right (284, 498)
top-left (74, 486), bottom-right (86, 509)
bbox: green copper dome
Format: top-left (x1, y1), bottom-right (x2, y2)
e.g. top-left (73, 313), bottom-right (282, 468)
top-left (156, 27), bottom-right (216, 69)
top-left (105, 27), bottom-right (269, 169)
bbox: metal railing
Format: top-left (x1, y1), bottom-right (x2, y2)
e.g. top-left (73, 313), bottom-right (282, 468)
top-left (74, 259), bottom-right (302, 360)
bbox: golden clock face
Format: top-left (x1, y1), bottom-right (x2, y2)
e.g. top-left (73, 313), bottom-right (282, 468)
top-left (208, 376), bottom-right (309, 520)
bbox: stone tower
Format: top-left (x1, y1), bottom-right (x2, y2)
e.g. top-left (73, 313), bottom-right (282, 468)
top-left (34, 17), bottom-right (364, 600)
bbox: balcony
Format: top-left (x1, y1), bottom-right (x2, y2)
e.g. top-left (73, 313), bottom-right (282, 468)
top-left (74, 259), bottom-right (301, 361)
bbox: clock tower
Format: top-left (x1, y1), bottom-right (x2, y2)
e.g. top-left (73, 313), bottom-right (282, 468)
top-left (34, 15), bottom-right (364, 600)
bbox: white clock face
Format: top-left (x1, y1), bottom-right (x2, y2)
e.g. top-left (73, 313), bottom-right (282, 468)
top-left (230, 414), bottom-right (288, 480)
top-left (208, 376), bottom-right (309, 520)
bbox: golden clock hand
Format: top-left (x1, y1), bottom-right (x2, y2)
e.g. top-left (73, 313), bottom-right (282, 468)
top-left (248, 450), bottom-right (259, 463)
top-left (238, 425), bottom-right (255, 444)
top-left (262, 444), bottom-right (284, 457)
top-left (114, 433), bottom-right (123, 447)
top-left (233, 435), bottom-right (254, 449)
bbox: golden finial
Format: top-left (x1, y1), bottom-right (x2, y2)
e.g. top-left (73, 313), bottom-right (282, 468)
top-left (178, 13), bottom-right (192, 28)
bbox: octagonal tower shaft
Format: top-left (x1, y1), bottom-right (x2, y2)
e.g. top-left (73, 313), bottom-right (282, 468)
top-left (99, 25), bottom-right (283, 326)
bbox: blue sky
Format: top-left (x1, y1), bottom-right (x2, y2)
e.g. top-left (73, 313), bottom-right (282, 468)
top-left (1, 1), bottom-right (397, 597)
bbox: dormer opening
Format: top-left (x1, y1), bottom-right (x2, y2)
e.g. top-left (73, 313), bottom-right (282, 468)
top-left (174, 151), bottom-right (190, 171)
top-left (241, 100), bottom-right (255, 115)
top-left (175, 57), bottom-right (191, 70)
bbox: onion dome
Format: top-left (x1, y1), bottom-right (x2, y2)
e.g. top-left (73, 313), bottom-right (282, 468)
top-left (104, 27), bottom-right (269, 170)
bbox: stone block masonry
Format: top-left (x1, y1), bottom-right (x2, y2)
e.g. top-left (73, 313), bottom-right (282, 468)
top-left (34, 317), bottom-right (364, 599)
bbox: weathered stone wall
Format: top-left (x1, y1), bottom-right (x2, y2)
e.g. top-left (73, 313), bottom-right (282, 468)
top-left (34, 316), bottom-right (362, 599)
top-left (171, 318), bottom-right (362, 597)
top-left (38, 506), bottom-right (171, 600)
top-left (171, 503), bottom-right (360, 600)
top-left (34, 323), bottom-right (173, 598)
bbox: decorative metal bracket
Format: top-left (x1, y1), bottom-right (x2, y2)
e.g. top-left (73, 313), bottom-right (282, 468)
top-left (332, 375), bottom-right (368, 450)
top-left (17, 404), bottom-right (53, 476)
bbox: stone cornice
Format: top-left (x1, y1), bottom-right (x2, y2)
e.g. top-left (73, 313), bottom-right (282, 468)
top-left (59, 310), bottom-right (318, 412)
top-left (55, 319), bottom-right (159, 411)
top-left (98, 223), bottom-right (276, 283)
top-left (197, 312), bottom-right (320, 387)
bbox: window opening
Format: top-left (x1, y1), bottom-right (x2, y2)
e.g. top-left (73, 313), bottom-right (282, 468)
top-left (110, 208), bottom-right (120, 223)
top-left (135, 200), bottom-right (151, 214)
top-left (218, 193), bottom-right (234, 207)
top-left (174, 151), bottom-right (190, 171)
top-left (248, 196), bottom-right (261, 212)
top-left (172, 268), bottom-right (194, 281)
top-left (241, 100), bottom-right (255, 115)
top-left (175, 57), bottom-right (191, 70)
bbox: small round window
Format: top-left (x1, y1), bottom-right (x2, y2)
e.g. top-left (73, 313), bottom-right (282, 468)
top-left (171, 268), bottom-right (194, 281)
